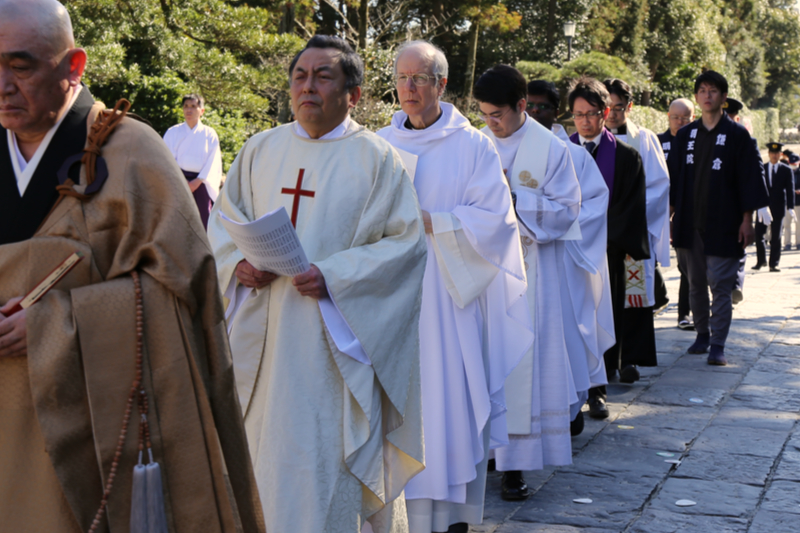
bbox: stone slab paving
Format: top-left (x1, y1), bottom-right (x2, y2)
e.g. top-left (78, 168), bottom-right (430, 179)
top-left (477, 246), bottom-right (800, 532)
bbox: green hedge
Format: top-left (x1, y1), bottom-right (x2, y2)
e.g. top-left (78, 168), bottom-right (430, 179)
top-left (629, 106), bottom-right (669, 135)
top-left (747, 107), bottom-right (780, 147)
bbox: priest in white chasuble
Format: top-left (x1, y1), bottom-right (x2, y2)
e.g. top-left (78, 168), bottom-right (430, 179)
top-left (604, 78), bottom-right (671, 382)
top-left (473, 66), bottom-right (580, 502)
top-left (207, 35), bottom-right (427, 533)
top-left (526, 80), bottom-right (614, 436)
top-left (163, 93), bottom-right (223, 229)
top-left (377, 43), bottom-right (533, 533)
top-left (0, 1), bottom-right (263, 531)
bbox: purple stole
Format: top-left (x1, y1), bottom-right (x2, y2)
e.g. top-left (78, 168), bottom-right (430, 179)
top-left (570, 128), bottom-right (616, 203)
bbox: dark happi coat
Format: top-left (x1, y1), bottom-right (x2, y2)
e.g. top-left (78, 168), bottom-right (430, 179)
top-left (669, 114), bottom-right (768, 258)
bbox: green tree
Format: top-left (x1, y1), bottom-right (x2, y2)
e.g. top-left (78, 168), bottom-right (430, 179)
top-left (64, 0), bottom-right (305, 169)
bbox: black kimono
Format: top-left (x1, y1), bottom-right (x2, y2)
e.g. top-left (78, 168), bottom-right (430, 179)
top-left (573, 130), bottom-right (650, 382)
top-left (1, 88), bottom-right (93, 245)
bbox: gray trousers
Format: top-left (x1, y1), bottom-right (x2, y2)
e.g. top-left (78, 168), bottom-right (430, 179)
top-left (676, 230), bottom-right (741, 347)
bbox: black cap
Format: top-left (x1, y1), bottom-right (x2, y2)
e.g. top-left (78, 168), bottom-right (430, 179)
top-left (723, 97), bottom-right (743, 115)
top-left (767, 142), bottom-right (784, 153)
top-left (790, 154), bottom-right (800, 164)
top-left (783, 149), bottom-right (793, 156)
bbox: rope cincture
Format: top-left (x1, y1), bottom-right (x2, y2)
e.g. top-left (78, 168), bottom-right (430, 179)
top-left (37, 98), bottom-right (132, 230)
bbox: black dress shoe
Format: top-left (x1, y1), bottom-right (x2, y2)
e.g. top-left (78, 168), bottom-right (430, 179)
top-left (619, 365), bottom-right (640, 384)
top-left (770, 266), bottom-right (781, 272)
top-left (570, 410), bottom-right (585, 436)
top-left (501, 471), bottom-right (530, 501)
top-left (446, 523), bottom-right (469, 533)
top-left (752, 263), bottom-right (765, 270)
top-left (588, 397), bottom-right (609, 419)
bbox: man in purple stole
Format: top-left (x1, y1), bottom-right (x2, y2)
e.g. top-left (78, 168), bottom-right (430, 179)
top-left (567, 77), bottom-right (649, 419)
top-left (670, 71), bottom-right (768, 366)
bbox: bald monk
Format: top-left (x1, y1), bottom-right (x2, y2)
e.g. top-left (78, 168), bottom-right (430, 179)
top-left (0, 1), bottom-right (263, 531)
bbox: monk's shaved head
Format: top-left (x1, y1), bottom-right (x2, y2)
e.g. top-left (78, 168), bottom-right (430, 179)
top-left (0, 0), bottom-right (75, 56)
top-left (666, 98), bottom-right (695, 135)
top-left (0, 0), bottom-right (86, 142)
top-left (669, 98), bottom-right (694, 116)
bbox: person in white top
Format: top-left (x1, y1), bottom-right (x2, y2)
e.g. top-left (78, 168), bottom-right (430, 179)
top-left (207, 35), bottom-right (427, 533)
top-left (473, 66), bottom-right (580, 503)
top-left (163, 94), bottom-right (223, 228)
top-left (526, 80), bottom-right (614, 436)
top-left (378, 42), bottom-right (532, 533)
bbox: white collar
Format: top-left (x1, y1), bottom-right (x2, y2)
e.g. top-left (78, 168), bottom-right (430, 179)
top-left (579, 132), bottom-right (602, 146)
top-left (294, 116), bottom-right (351, 140)
top-left (8, 85), bottom-right (83, 196)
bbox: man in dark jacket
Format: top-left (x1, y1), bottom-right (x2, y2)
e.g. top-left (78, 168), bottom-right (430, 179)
top-left (669, 71), bottom-right (769, 366)
top-left (754, 142), bottom-right (796, 271)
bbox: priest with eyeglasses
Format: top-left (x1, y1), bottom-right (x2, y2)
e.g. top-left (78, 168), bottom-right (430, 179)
top-left (378, 42), bottom-right (532, 533)
top-left (567, 77), bottom-right (649, 420)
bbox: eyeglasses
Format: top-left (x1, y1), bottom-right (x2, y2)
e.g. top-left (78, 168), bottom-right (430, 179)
top-left (395, 73), bottom-right (437, 86)
top-left (526, 102), bottom-right (555, 111)
top-left (573, 111), bottom-right (604, 121)
top-left (607, 104), bottom-right (627, 114)
top-left (669, 115), bottom-right (692, 123)
top-left (478, 107), bottom-right (513, 123)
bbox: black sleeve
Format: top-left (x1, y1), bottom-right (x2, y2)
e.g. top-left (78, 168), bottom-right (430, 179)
top-left (737, 133), bottom-right (769, 213)
top-left (785, 167), bottom-right (795, 209)
top-left (609, 146), bottom-right (650, 260)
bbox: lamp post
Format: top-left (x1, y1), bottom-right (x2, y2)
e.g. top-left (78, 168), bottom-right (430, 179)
top-left (563, 21), bottom-right (576, 62)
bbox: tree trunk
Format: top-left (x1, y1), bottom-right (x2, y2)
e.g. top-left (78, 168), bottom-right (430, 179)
top-left (358, 0), bottom-right (368, 50)
top-left (463, 19), bottom-right (480, 98)
top-left (546, 0), bottom-right (557, 57)
top-left (279, 3), bottom-right (295, 35)
top-left (641, 90), bottom-right (651, 107)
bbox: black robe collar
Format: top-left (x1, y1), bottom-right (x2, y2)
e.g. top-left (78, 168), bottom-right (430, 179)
top-left (0, 87), bottom-right (94, 245)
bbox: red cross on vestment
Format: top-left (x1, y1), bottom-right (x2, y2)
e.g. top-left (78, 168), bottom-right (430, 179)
top-left (281, 169), bottom-right (315, 227)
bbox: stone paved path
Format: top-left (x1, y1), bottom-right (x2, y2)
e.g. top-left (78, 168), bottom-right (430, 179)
top-left (477, 246), bottom-right (800, 532)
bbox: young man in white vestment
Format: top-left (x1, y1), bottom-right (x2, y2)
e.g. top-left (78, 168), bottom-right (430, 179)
top-left (207, 36), bottom-right (428, 533)
top-left (163, 93), bottom-right (223, 228)
top-left (604, 78), bottom-right (671, 383)
top-left (526, 80), bottom-right (615, 437)
top-left (377, 42), bottom-right (533, 533)
top-left (473, 66), bottom-right (580, 502)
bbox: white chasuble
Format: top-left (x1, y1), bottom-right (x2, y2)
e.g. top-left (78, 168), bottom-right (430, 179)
top-left (553, 125), bottom-right (615, 401)
top-left (483, 117), bottom-right (581, 471)
top-left (207, 121), bottom-right (427, 533)
top-left (378, 103), bottom-right (532, 532)
top-left (163, 120), bottom-right (224, 199)
top-left (614, 122), bottom-right (671, 306)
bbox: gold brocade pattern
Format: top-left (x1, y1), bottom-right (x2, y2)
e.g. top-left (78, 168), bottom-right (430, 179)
top-left (520, 235), bottom-right (534, 271)
top-left (0, 102), bottom-right (264, 532)
top-left (518, 170), bottom-right (539, 189)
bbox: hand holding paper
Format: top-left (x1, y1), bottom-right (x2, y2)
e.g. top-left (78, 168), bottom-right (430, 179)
top-left (219, 207), bottom-right (311, 277)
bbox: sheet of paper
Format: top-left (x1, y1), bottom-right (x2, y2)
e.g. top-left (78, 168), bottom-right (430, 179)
top-left (219, 207), bottom-right (310, 277)
top-left (394, 146), bottom-right (418, 183)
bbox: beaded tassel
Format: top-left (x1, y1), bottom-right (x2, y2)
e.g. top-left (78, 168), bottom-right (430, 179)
top-left (88, 272), bottom-right (166, 533)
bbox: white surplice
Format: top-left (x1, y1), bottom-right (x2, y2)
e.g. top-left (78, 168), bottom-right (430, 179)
top-left (613, 122), bottom-right (671, 305)
top-left (553, 124), bottom-right (614, 417)
top-left (378, 103), bottom-right (532, 532)
top-left (163, 120), bottom-right (224, 200)
top-left (208, 120), bottom-right (427, 533)
top-left (483, 117), bottom-right (580, 471)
